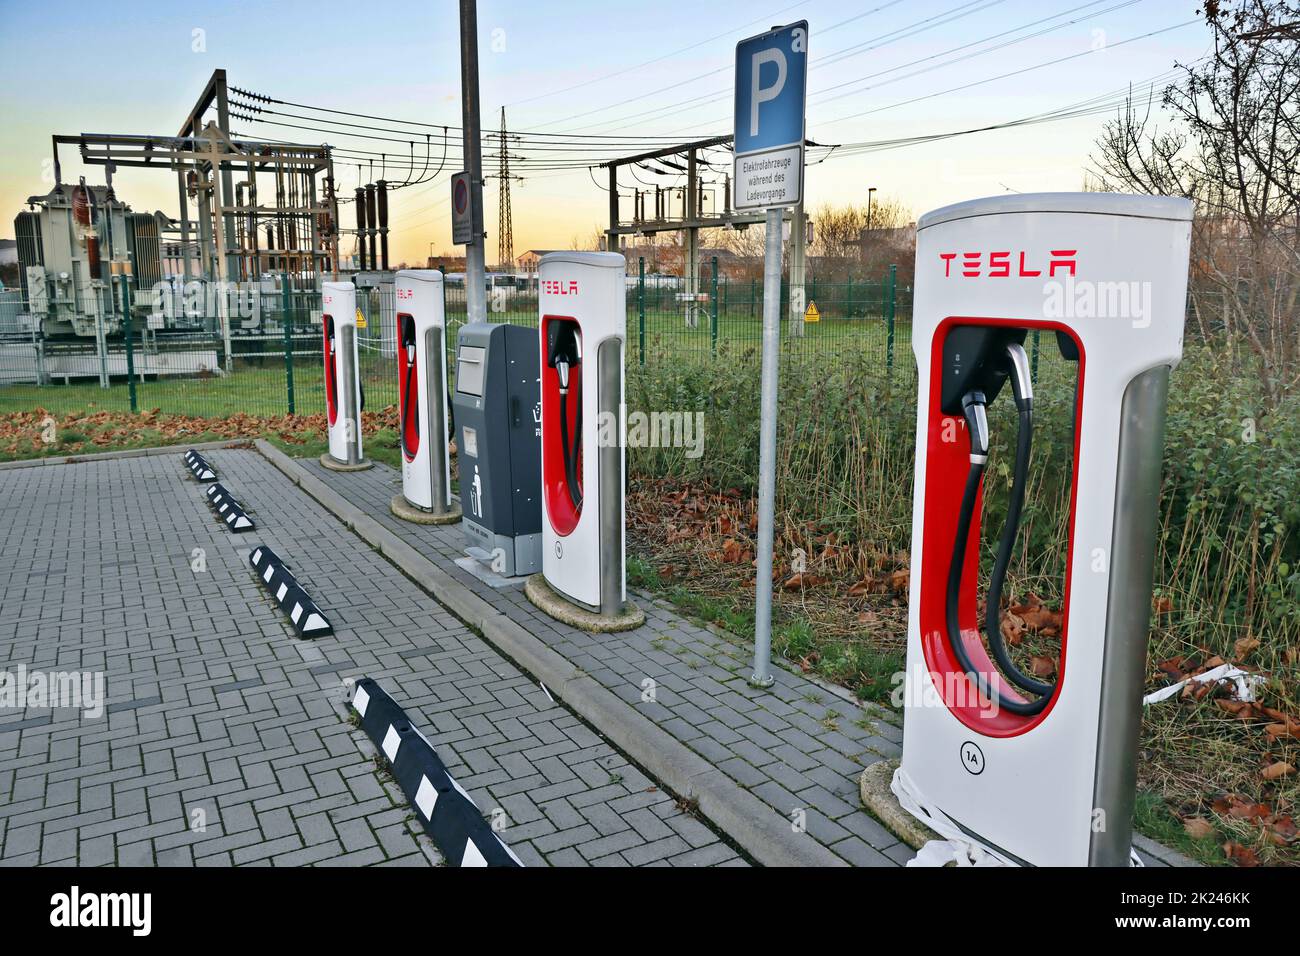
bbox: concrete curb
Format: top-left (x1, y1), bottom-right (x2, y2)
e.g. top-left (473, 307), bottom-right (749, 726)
top-left (390, 493), bottom-right (463, 526)
top-left (1132, 833), bottom-right (1201, 868)
top-left (0, 438), bottom-right (251, 472)
top-left (254, 438), bottom-right (846, 868)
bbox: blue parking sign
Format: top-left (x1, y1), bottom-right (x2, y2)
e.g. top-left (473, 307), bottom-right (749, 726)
top-left (734, 20), bottom-right (807, 210)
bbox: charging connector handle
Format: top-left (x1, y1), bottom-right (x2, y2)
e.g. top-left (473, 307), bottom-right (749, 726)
top-left (962, 392), bottom-right (989, 464)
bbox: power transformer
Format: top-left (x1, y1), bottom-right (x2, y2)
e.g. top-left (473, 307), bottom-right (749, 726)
top-left (14, 182), bottom-right (163, 338)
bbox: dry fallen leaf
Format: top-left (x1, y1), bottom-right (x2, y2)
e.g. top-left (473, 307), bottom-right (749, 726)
top-left (1264, 720), bottom-right (1300, 741)
top-left (1182, 816), bottom-right (1216, 840)
top-left (1000, 611), bottom-right (1027, 647)
top-left (1030, 656), bottom-right (1057, 678)
top-left (1019, 605), bottom-right (1063, 631)
top-left (1261, 761), bottom-right (1296, 781)
top-left (1223, 841), bottom-right (1261, 867)
top-left (1226, 800), bottom-right (1271, 821)
top-left (1215, 699), bottom-right (1257, 718)
top-left (1268, 816), bottom-right (1298, 846)
top-left (1233, 636), bottom-right (1261, 661)
top-left (782, 573), bottom-right (809, 590)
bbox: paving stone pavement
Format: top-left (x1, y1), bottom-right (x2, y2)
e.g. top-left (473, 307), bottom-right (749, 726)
top-left (300, 457), bottom-right (1187, 869)
top-left (302, 457), bottom-right (915, 866)
top-left (0, 450), bottom-right (744, 867)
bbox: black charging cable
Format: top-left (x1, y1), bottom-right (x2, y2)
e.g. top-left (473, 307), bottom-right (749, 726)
top-left (548, 323), bottom-right (583, 511)
top-left (985, 343), bottom-right (1056, 700)
top-left (399, 319), bottom-right (419, 459)
top-left (324, 316), bottom-right (338, 414)
top-left (946, 342), bottom-right (1056, 716)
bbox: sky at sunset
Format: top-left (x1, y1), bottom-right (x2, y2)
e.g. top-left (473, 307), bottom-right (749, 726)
top-left (0, 0), bottom-right (1210, 266)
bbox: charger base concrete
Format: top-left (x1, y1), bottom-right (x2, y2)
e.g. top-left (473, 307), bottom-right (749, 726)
top-left (390, 492), bottom-right (462, 525)
top-left (524, 574), bottom-right (644, 633)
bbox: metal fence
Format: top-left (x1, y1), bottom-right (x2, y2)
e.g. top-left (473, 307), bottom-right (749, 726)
top-left (0, 277), bottom-right (330, 420)
top-left (0, 261), bottom-right (915, 421)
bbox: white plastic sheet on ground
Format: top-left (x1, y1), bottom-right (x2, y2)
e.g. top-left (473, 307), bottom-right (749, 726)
top-left (890, 765), bottom-right (1143, 867)
top-left (890, 766), bottom-right (1010, 867)
top-left (1142, 663), bottom-right (1266, 705)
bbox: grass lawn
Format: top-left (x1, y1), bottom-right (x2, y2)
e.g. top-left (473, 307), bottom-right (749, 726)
top-left (2, 311), bottom-right (914, 421)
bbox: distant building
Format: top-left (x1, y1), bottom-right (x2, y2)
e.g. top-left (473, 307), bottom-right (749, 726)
top-left (427, 253), bottom-right (466, 272)
top-left (0, 239), bottom-right (16, 266)
top-left (848, 223), bottom-right (916, 259)
top-left (515, 249), bottom-right (558, 272)
top-left (617, 244), bottom-right (757, 281)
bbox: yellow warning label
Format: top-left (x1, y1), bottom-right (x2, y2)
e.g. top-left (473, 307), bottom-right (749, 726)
top-left (355, 307), bottom-right (367, 329)
top-left (803, 301), bottom-right (820, 323)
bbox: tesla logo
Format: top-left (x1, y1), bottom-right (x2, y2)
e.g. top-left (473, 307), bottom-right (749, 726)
top-left (959, 741), bottom-right (986, 775)
top-left (541, 280), bottom-right (579, 295)
top-left (940, 249), bottom-right (1076, 278)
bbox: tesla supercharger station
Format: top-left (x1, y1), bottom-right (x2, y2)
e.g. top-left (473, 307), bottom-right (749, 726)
top-left (896, 193), bottom-right (1192, 866)
top-left (321, 281), bottom-right (369, 470)
top-left (391, 270), bottom-right (459, 523)
top-left (530, 251), bottom-right (639, 626)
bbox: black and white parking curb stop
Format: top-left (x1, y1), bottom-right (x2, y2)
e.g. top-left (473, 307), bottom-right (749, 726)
top-left (248, 545), bottom-right (333, 638)
top-left (184, 449), bottom-right (217, 481)
top-left (349, 678), bottom-right (523, 867)
top-left (205, 482), bottom-right (256, 532)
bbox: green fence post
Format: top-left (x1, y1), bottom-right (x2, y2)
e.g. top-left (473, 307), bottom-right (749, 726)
top-left (710, 256), bottom-right (719, 356)
top-left (442, 278), bottom-right (452, 372)
top-left (282, 273), bottom-right (295, 415)
top-left (885, 264), bottom-right (897, 371)
top-left (121, 277), bottom-right (137, 413)
top-left (750, 278), bottom-right (756, 318)
top-left (637, 257), bottom-right (646, 366)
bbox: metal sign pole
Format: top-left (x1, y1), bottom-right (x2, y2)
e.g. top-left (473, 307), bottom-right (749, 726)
top-left (733, 20), bottom-right (807, 688)
top-left (750, 204), bottom-right (784, 687)
top-left (459, 0), bottom-right (487, 325)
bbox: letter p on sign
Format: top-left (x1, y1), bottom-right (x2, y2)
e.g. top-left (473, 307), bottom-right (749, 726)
top-left (750, 49), bottom-right (787, 137)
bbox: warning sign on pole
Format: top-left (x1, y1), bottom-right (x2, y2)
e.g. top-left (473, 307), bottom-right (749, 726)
top-left (803, 301), bottom-right (820, 323)
top-left (451, 171), bottom-right (475, 245)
